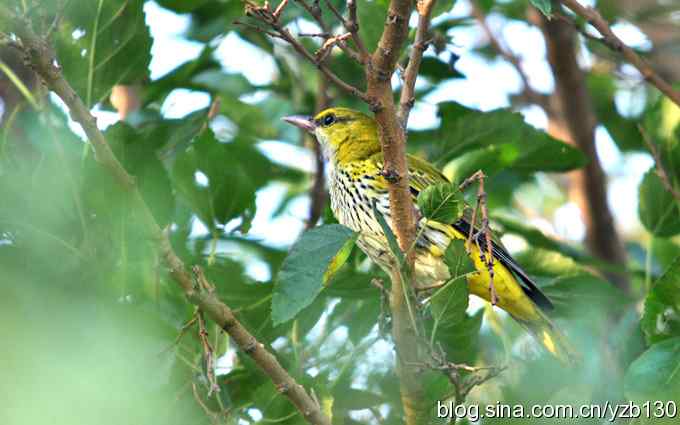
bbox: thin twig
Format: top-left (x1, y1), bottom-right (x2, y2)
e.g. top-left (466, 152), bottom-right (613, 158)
top-left (558, 0), bottom-right (680, 107)
top-left (315, 32), bottom-right (352, 63)
top-left (397, 0), bottom-right (436, 128)
top-left (345, 0), bottom-right (370, 63)
top-left (639, 124), bottom-right (680, 203)
top-left (459, 170), bottom-right (497, 305)
top-left (196, 309), bottom-right (220, 396)
top-left (295, 0), bottom-right (363, 63)
top-left (240, 1), bottom-right (369, 102)
top-left (192, 382), bottom-right (220, 424)
top-left (7, 13), bottom-right (332, 425)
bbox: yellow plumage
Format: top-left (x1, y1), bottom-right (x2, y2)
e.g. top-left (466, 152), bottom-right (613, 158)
top-left (283, 107), bottom-right (577, 364)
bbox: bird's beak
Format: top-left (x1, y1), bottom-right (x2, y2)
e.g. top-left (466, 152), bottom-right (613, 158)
top-left (282, 115), bottom-right (315, 133)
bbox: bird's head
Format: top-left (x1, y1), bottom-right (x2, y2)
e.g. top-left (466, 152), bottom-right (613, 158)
top-left (283, 107), bottom-right (381, 164)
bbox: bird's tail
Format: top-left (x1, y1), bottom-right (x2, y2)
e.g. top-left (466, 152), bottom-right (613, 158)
top-left (511, 307), bottom-right (580, 365)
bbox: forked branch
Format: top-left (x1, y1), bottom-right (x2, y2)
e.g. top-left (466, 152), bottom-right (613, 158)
top-left (6, 13), bottom-right (331, 425)
top-left (398, 0), bottom-right (437, 127)
top-left (240, 1), bottom-right (369, 102)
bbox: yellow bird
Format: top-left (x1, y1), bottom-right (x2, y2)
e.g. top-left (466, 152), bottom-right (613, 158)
top-left (284, 107), bottom-right (577, 364)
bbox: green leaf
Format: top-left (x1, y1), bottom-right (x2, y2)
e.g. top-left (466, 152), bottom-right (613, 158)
top-left (638, 169), bottom-right (680, 237)
top-left (529, 0), bottom-right (552, 16)
top-left (358, 0), bottom-right (388, 51)
top-left (272, 225), bottom-right (357, 325)
top-left (156, 0), bottom-right (211, 13)
top-left (493, 215), bottom-right (607, 268)
top-left (540, 274), bottom-right (628, 317)
top-left (432, 0), bottom-right (458, 17)
top-left (587, 74), bottom-right (644, 151)
top-left (206, 258), bottom-right (272, 310)
top-left (417, 183), bottom-right (465, 224)
top-left (430, 271), bottom-right (469, 329)
top-left (419, 57), bottom-right (464, 82)
top-left (324, 268), bottom-right (381, 299)
top-left (434, 102), bottom-right (587, 173)
top-left (333, 388), bottom-right (385, 410)
top-left (103, 122), bottom-right (175, 226)
top-left (624, 337), bottom-right (680, 405)
top-left (433, 310), bottom-right (484, 364)
top-left (54, 0), bottom-right (152, 107)
top-left (443, 239), bottom-right (475, 280)
top-left (446, 145), bottom-right (518, 184)
top-left (172, 132), bottom-right (258, 232)
top-left (347, 298), bottom-right (380, 344)
top-left (641, 256), bottom-right (680, 345)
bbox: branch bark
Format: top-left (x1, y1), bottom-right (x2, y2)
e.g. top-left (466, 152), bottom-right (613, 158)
top-left (366, 1), bottom-right (427, 423)
top-left (9, 17), bottom-right (331, 425)
top-left (397, 0), bottom-right (436, 127)
top-left (536, 8), bottom-right (630, 293)
top-left (242, 1), bottom-right (431, 421)
top-left (559, 0), bottom-right (680, 107)
top-left (240, 2), bottom-right (369, 102)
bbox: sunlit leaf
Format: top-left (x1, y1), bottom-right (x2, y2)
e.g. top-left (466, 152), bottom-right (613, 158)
top-left (431, 102), bottom-right (587, 173)
top-left (357, 0), bottom-right (388, 51)
top-left (417, 183), bottom-right (465, 224)
top-left (55, 0), bottom-right (152, 107)
top-left (272, 225), bottom-right (357, 325)
top-left (443, 239), bottom-right (475, 280)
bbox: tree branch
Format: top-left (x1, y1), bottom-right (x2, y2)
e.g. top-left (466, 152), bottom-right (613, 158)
top-left (397, 0), bottom-right (436, 127)
top-left (241, 1), bottom-right (428, 421)
top-left (366, 1), bottom-right (427, 423)
top-left (8, 16), bottom-right (332, 425)
top-left (241, 1), bottom-right (369, 102)
top-left (294, 0), bottom-right (363, 64)
top-left (559, 0), bottom-right (680, 108)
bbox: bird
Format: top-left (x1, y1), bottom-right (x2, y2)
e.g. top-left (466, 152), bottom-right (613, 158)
top-left (283, 107), bottom-right (577, 364)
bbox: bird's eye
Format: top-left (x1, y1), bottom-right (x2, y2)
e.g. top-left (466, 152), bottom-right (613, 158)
top-left (322, 114), bottom-right (336, 126)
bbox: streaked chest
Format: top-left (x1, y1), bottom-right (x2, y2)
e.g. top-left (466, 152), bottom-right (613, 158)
top-left (327, 162), bottom-right (389, 235)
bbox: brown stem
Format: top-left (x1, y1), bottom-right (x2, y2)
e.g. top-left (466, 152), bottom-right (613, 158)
top-left (295, 0), bottom-right (363, 64)
top-left (559, 0), bottom-right (680, 107)
top-left (366, 0), bottom-right (418, 257)
top-left (366, 1), bottom-right (427, 423)
top-left (346, 0), bottom-right (371, 63)
top-left (242, 1), bottom-right (427, 421)
top-left (537, 8), bottom-right (630, 293)
top-left (10, 17), bottom-right (332, 425)
top-left (397, 0), bottom-right (436, 127)
top-left (241, 3), bottom-right (369, 102)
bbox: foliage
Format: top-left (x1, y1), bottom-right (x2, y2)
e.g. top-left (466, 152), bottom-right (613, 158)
top-left (2, 0), bottom-right (680, 424)
top-left (272, 224), bottom-right (357, 325)
top-left (417, 183), bottom-right (465, 224)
